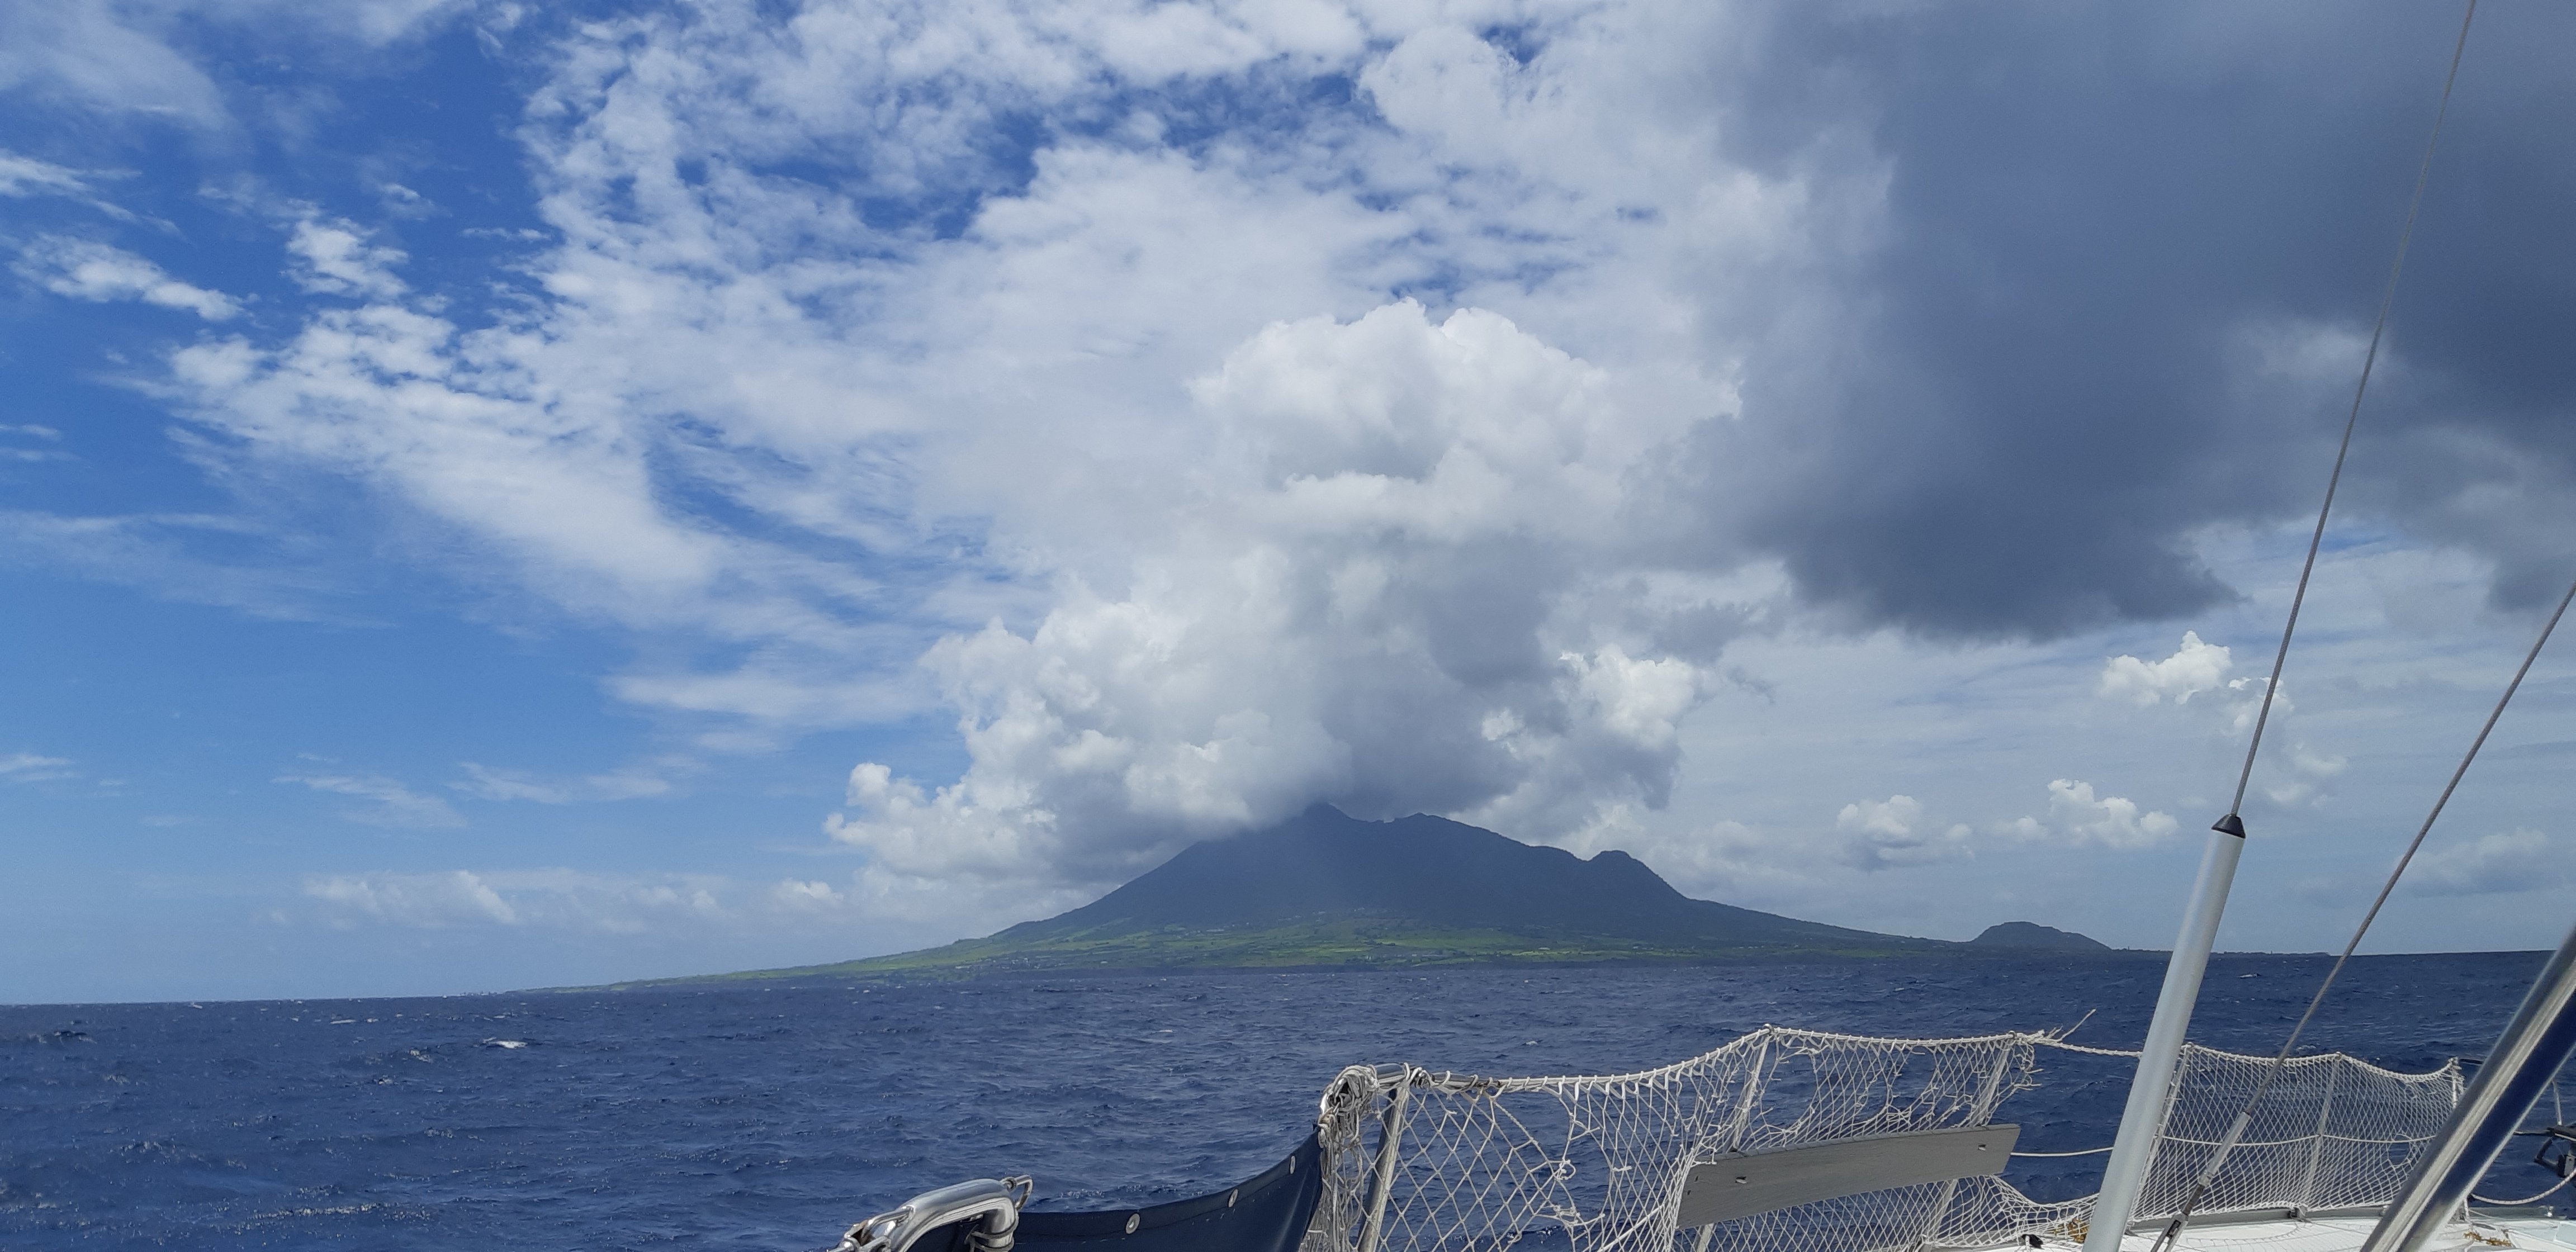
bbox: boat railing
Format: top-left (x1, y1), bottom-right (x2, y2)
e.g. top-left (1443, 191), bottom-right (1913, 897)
top-left (1301, 1028), bottom-right (2463, 1252)
top-left (829, 1026), bottom-right (2469, 1252)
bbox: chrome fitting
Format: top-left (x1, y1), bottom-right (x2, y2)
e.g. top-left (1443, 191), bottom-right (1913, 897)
top-left (837, 1175), bottom-right (1031, 1252)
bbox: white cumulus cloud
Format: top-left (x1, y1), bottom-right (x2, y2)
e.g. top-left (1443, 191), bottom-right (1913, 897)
top-left (2225, 675), bottom-right (2291, 736)
top-left (284, 216), bottom-right (408, 298)
top-left (1832, 794), bottom-right (1969, 870)
top-left (769, 878), bottom-right (845, 910)
top-left (1838, 794), bottom-right (1922, 838)
top-left (307, 870), bottom-right (517, 926)
top-left (2099, 631), bottom-right (2232, 706)
top-left (2001, 779), bottom-right (2181, 850)
top-left (826, 301), bottom-right (1735, 891)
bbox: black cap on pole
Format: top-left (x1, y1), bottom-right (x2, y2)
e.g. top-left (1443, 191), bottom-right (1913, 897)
top-left (2211, 813), bottom-right (2247, 838)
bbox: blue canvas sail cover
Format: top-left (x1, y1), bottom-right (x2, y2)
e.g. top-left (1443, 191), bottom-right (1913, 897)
top-left (912, 1131), bottom-right (1323, 1252)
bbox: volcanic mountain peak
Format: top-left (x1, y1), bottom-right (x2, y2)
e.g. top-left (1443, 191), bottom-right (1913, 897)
top-left (1001, 804), bottom-right (1906, 951)
top-left (631, 807), bottom-right (2139, 985)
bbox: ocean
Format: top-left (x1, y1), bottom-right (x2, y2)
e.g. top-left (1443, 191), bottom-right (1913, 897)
top-left (0, 952), bottom-right (2558, 1250)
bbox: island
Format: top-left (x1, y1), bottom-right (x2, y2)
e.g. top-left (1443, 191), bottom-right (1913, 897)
top-left (625, 805), bottom-right (2124, 985)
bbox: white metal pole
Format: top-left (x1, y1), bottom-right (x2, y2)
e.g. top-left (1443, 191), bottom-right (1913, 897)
top-left (1357, 1071), bottom-right (1411, 1252)
top-left (2082, 822), bottom-right (2246, 1252)
top-left (2362, 919), bottom-right (2576, 1252)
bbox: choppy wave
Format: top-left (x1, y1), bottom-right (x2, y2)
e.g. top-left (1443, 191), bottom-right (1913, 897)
top-left (0, 952), bottom-right (2551, 1250)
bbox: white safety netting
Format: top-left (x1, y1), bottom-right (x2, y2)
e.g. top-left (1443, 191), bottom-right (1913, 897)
top-left (2133, 1044), bottom-right (2464, 1219)
top-left (1300, 1028), bottom-right (2462, 1252)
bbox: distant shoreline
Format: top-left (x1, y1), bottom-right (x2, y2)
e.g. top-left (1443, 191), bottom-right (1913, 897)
top-left (576, 945), bottom-right (2425, 993)
top-left (3, 949), bottom-right (2549, 1008)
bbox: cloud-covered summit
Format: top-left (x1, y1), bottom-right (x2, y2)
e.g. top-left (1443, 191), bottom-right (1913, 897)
top-left (826, 301), bottom-right (1721, 891)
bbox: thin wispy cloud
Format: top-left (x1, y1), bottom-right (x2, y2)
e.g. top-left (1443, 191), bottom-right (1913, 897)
top-left (452, 762), bottom-right (675, 805)
top-left (0, 150), bottom-right (92, 198)
top-left (0, 511), bottom-right (351, 621)
top-left (277, 771), bottom-right (465, 829)
top-left (301, 869), bottom-right (860, 933)
top-left (2407, 829), bottom-right (2570, 898)
top-left (0, 752), bottom-right (76, 784)
top-left (13, 236), bottom-right (239, 319)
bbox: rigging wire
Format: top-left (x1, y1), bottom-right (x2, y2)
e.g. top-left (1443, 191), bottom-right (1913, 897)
top-left (2220, 0), bottom-right (2479, 822)
top-left (2148, 571), bottom-right (2576, 1250)
top-left (2143, 5), bottom-right (2489, 1248)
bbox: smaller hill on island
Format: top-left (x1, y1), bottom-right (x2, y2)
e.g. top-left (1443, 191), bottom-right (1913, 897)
top-left (1967, 921), bottom-right (2111, 952)
top-left (634, 806), bottom-right (2129, 985)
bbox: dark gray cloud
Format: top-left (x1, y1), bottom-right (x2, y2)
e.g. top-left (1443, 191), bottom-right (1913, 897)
top-left (1688, 0), bottom-right (2576, 638)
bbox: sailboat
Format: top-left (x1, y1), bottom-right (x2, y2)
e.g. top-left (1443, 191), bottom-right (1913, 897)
top-left (828, 6), bottom-right (2576, 1251)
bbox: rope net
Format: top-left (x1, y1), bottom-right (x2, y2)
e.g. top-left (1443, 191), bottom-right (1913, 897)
top-left (2139, 1045), bottom-right (2463, 1220)
top-left (1301, 1028), bottom-right (2461, 1252)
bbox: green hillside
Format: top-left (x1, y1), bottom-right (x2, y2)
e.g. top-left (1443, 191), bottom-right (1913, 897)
top-left (617, 917), bottom-right (1940, 988)
top-left (609, 807), bottom-right (2116, 988)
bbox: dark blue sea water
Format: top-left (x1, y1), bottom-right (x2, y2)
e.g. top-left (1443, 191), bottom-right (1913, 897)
top-left (1, 952), bottom-right (2559, 1250)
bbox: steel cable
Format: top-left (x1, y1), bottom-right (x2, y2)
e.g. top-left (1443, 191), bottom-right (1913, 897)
top-left (2151, 568), bottom-right (2576, 1249)
top-left (2148, 7), bottom-right (2485, 1247)
top-left (2221, 0), bottom-right (2478, 821)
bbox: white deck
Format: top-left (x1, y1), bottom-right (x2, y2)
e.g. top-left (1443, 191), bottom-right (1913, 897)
top-left (1995, 1215), bottom-right (2576, 1252)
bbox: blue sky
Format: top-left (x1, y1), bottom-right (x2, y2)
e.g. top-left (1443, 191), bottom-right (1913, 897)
top-left (4, 0), bottom-right (2574, 1003)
